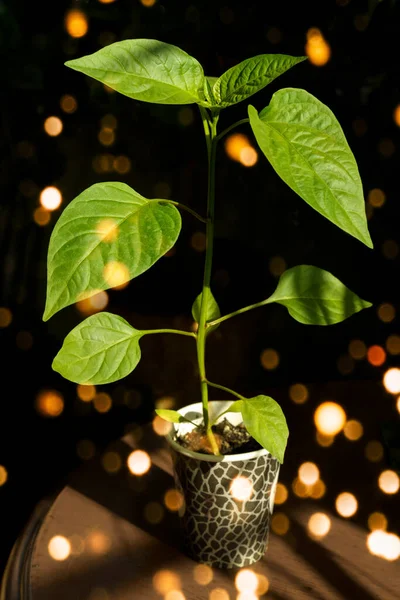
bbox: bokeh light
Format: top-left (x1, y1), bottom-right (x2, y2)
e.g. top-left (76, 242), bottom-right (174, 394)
top-left (87, 531), bottom-right (111, 554)
top-left (33, 207), bottom-right (51, 226)
top-left (260, 348), bottom-right (279, 370)
top-left (225, 133), bottom-right (257, 166)
top-left (93, 392), bottom-right (112, 413)
top-left (367, 345), bottom-right (386, 366)
top-left (386, 334), bottom-right (400, 355)
top-left (348, 339), bottom-right (367, 360)
top-left (289, 383), bottom-right (308, 404)
top-left (316, 432), bottom-right (335, 447)
top-left (191, 231), bottom-right (207, 252)
top-left (76, 290), bottom-right (109, 316)
top-left (193, 564), bottom-right (213, 585)
top-left (164, 489), bottom-right (184, 512)
top-left (314, 401), bottom-right (346, 435)
top-left (127, 450), bottom-right (151, 475)
top-left (368, 512), bottom-right (388, 531)
top-left (209, 589), bottom-right (230, 600)
top-left (298, 462), bottom-right (319, 486)
top-left (383, 368), bottom-right (400, 394)
top-left (343, 420), bottom-right (363, 441)
top-left (393, 104), bottom-right (400, 126)
top-left (152, 415), bottom-right (173, 436)
top-left (269, 256), bottom-right (287, 277)
top-left (378, 470), bottom-right (400, 494)
top-left (305, 28), bottom-right (331, 66)
top-left (367, 530), bottom-right (400, 561)
top-left (40, 186), bottom-right (62, 211)
top-left (0, 466), bottom-right (8, 486)
top-left (308, 513), bottom-right (331, 538)
top-left (48, 536), bottom-right (71, 561)
top-left (377, 303), bottom-right (395, 323)
top-left (77, 384), bottom-right (96, 402)
top-left (335, 492), bottom-right (358, 517)
top-left (101, 451), bottom-right (122, 474)
top-left (144, 502), bottom-right (164, 524)
top-left (271, 512), bottom-right (290, 535)
top-left (96, 218), bottom-right (119, 242)
top-left (310, 479), bottom-right (326, 499)
top-left (44, 116), bottom-right (63, 137)
top-left (103, 261), bottom-right (130, 288)
top-left (365, 440), bottom-right (384, 462)
top-left (0, 308), bottom-right (12, 328)
top-left (274, 482), bottom-right (288, 504)
top-left (35, 390), bottom-right (64, 418)
top-left (368, 188), bottom-right (386, 208)
top-left (60, 94), bottom-right (77, 113)
top-left (230, 475), bottom-right (253, 501)
top-left (65, 9), bottom-right (88, 38)
top-left (235, 569), bottom-right (258, 593)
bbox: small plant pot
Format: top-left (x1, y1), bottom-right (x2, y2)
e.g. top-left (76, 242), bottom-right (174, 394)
top-left (166, 401), bottom-right (281, 569)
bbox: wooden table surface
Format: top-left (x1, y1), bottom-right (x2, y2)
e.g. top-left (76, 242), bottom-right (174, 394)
top-left (10, 423), bottom-right (395, 600)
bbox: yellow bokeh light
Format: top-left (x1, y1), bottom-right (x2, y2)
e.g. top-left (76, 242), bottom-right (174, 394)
top-left (397, 396), bottom-right (400, 414)
top-left (65, 9), bottom-right (89, 38)
top-left (260, 348), bottom-right (279, 370)
top-left (316, 432), bottom-right (335, 447)
top-left (383, 368), bottom-right (400, 394)
top-left (69, 534), bottom-right (85, 556)
top-left (33, 206), bottom-right (51, 226)
top-left (289, 383), bottom-right (308, 404)
top-left (336, 492), bottom-right (358, 517)
top-left (76, 290), bottom-right (109, 316)
top-left (48, 536), bottom-right (71, 561)
top-left (377, 303), bottom-right (395, 323)
top-left (292, 477), bottom-right (310, 498)
top-left (367, 345), bottom-right (386, 366)
top-left (0, 466), bottom-right (8, 486)
top-left (40, 186), bottom-right (62, 211)
top-left (256, 574), bottom-right (269, 595)
top-left (308, 512), bottom-right (331, 538)
top-left (98, 127), bottom-right (115, 146)
top-left (230, 475), bottom-right (253, 501)
top-left (343, 420), bottom-right (363, 441)
top-left (386, 334), bottom-right (400, 355)
top-left (298, 462), bottom-right (319, 486)
top-left (225, 133), bottom-right (251, 162)
top-left (113, 155), bottom-right (131, 174)
top-left (0, 307), bottom-right (12, 328)
top-left (368, 512), bottom-right (388, 531)
top-left (152, 415), bottom-right (173, 436)
top-left (165, 591), bottom-right (185, 600)
top-left (87, 531), bottom-right (111, 554)
top-left (271, 512), bottom-right (290, 535)
top-left (305, 28), bottom-right (331, 66)
top-left (393, 104), bottom-right (400, 126)
top-left (269, 255), bottom-right (287, 277)
top-left (191, 231), bottom-right (207, 252)
top-left (77, 384), bottom-right (96, 402)
top-left (98, 0), bottom-right (117, 3)
top-left (310, 479), bottom-right (326, 499)
top-left (235, 569), bottom-right (258, 593)
top-left (103, 261), bottom-right (130, 289)
top-left (378, 470), bottom-right (400, 494)
top-left (153, 570), bottom-right (181, 595)
top-left (60, 94), bottom-right (77, 113)
top-left (209, 589), bottom-right (230, 600)
top-left (101, 451), bottom-right (122, 474)
top-left (76, 439), bottom-right (96, 460)
top-left (35, 390), bottom-right (64, 418)
top-left (127, 450), bottom-right (151, 475)
top-left (365, 440), bottom-right (384, 462)
top-left (314, 401), bottom-right (346, 436)
top-left (193, 564), bottom-right (213, 585)
top-left (44, 116), bottom-right (63, 137)
top-left (164, 489), bottom-right (184, 512)
top-left (93, 392), bottom-right (112, 413)
top-left (239, 146), bottom-right (258, 167)
top-left (367, 530), bottom-right (400, 561)
top-left (274, 482), bottom-right (288, 504)
top-left (141, 0), bottom-right (157, 6)
top-left (368, 188), bottom-right (386, 208)
top-left (348, 339), bottom-right (367, 360)
top-left (96, 218), bottom-right (119, 242)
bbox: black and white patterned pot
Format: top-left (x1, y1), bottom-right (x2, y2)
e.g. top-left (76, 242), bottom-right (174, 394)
top-left (166, 401), bottom-right (280, 569)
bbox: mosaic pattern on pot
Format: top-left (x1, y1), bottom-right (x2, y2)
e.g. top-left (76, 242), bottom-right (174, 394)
top-left (171, 450), bottom-right (280, 568)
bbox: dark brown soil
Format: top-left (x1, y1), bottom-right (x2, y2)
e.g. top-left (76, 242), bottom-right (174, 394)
top-left (177, 418), bottom-right (262, 455)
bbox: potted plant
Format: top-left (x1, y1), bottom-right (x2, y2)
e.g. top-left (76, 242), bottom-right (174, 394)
top-left (43, 39), bottom-right (373, 568)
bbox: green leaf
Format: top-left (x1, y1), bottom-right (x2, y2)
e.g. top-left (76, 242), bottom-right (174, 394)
top-left (52, 312), bottom-right (143, 384)
top-left (43, 182), bottom-right (181, 321)
top-left (266, 265), bottom-right (372, 325)
top-left (155, 409), bottom-right (196, 426)
top-left (203, 76), bottom-right (218, 105)
top-left (191, 288), bottom-right (221, 334)
top-left (248, 89), bottom-right (373, 248)
top-left (240, 396), bottom-right (289, 463)
top-left (65, 39), bottom-right (206, 105)
top-left (213, 55), bottom-right (306, 107)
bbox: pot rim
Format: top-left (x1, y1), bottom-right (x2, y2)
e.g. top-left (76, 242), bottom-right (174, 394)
top-left (165, 400), bottom-right (270, 463)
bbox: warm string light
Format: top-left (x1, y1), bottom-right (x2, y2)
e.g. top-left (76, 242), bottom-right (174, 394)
top-left (305, 28), bottom-right (331, 66)
top-left (65, 9), bottom-right (88, 38)
top-left (314, 401), bottom-right (346, 436)
top-left (40, 186), bottom-right (62, 211)
top-left (225, 133), bottom-right (258, 166)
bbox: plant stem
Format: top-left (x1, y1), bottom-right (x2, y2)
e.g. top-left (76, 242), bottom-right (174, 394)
top-left (206, 379), bottom-right (245, 400)
top-left (160, 200), bottom-right (208, 224)
top-left (144, 329), bottom-right (197, 338)
top-left (196, 107), bottom-right (220, 456)
top-left (216, 118), bottom-right (250, 142)
top-left (207, 298), bottom-right (272, 327)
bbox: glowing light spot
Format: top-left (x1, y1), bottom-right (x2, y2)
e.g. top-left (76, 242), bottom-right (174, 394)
top-left (65, 9), bottom-right (88, 38)
top-left (98, 0), bottom-right (116, 3)
top-left (256, 574), bottom-right (270, 595)
top-left (92, 154), bottom-right (114, 174)
top-left (40, 186), bottom-right (62, 211)
top-left (310, 479), bottom-right (326, 499)
top-left (60, 94), bottom-right (77, 113)
top-left (305, 28), bottom-right (331, 66)
top-left (101, 451), bottom-right (122, 474)
top-left (0, 466), bottom-right (8, 486)
top-left (69, 534), bottom-right (85, 556)
top-left (239, 146), bottom-right (258, 167)
top-left (127, 450), bottom-right (151, 475)
top-left (193, 564), bottom-right (213, 585)
top-left (235, 569), bottom-right (258, 593)
top-left (191, 231), bottom-right (207, 252)
top-left (271, 512), bottom-right (290, 535)
top-left (397, 396), bottom-right (400, 414)
top-left (336, 492), bottom-right (358, 517)
top-left (93, 392), bottom-right (112, 413)
top-left (44, 116), bottom-right (63, 137)
top-left (152, 415), bottom-right (173, 436)
top-left (314, 401), bottom-right (346, 436)
top-left (292, 477), bottom-right (309, 498)
top-left (289, 383), bottom-right (308, 404)
top-left (77, 384), bottom-right (96, 402)
top-left (230, 476), bottom-right (253, 501)
top-left (274, 483), bottom-right (288, 504)
top-left (394, 104), bottom-right (400, 127)
top-left (0, 308), bottom-right (12, 328)
top-left (383, 368), bottom-right (400, 394)
top-left (98, 127), bottom-right (115, 146)
top-left (144, 502), bottom-right (164, 523)
top-left (316, 432), bottom-right (335, 447)
top-left (76, 439), bottom-right (96, 460)
top-left (386, 334), bottom-right (400, 355)
top-left (368, 512), bottom-right (388, 531)
top-left (209, 589), bottom-right (230, 600)
top-left (225, 133), bottom-right (251, 162)
top-left (377, 303), bottom-right (395, 323)
top-left (48, 536), bottom-right (71, 561)
top-left (308, 513), bottom-right (331, 538)
top-left (35, 390), bottom-right (64, 418)
top-left (156, 396), bottom-right (175, 409)
top-left (365, 440), bottom-right (384, 462)
top-left (367, 530), bottom-right (400, 561)
top-left (153, 570), bottom-right (181, 595)
top-left (164, 489), bottom-right (184, 512)
top-left (76, 290), bottom-right (109, 316)
top-left (368, 188), bottom-right (386, 208)
top-left (298, 462), bottom-right (319, 485)
top-left (87, 531), bottom-right (111, 554)
top-left (367, 345), bottom-right (386, 366)
top-left (378, 470), bottom-right (400, 494)
top-left (382, 239), bottom-right (399, 259)
top-left (165, 591), bottom-right (185, 600)
top-left (141, 0), bottom-right (157, 6)
top-left (96, 218), bottom-right (119, 242)
top-left (113, 155), bottom-right (131, 174)
top-left (33, 207), bottom-right (51, 226)
top-left (103, 261), bottom-right (130, 289)
top-left (269, 255), bottom-right (287, 277)
top-left (260, 348), bottom-right (279, 370)
top-left (348, 339), bottom-right (367, 360)
top-left (343, 420), bottom-right (363, 441)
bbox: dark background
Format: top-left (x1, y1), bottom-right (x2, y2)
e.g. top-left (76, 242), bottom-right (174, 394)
top-left (1, 0), bottom-right (399, 575)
